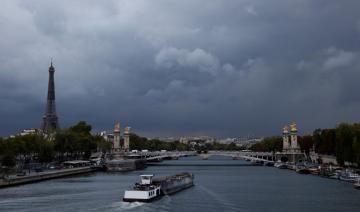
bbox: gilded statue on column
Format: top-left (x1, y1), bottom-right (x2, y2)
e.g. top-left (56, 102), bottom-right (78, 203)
top-left (124, 126), bottom-right (131, 134)
top-left (114, 122), bottom-right (121, 132)
top-left (290, 122), bottom-right (297, 131)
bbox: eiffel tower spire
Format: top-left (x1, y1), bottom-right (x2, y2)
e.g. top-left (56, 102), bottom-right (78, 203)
top-left (42, 60), bottom-right (59, 133)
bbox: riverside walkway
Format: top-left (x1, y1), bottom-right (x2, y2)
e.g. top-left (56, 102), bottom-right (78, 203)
top-left (0, 166), bottom-right (95, 188)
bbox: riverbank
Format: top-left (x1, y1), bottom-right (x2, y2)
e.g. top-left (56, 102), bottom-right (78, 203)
top-left (0, 166), bottom-right (95, 188)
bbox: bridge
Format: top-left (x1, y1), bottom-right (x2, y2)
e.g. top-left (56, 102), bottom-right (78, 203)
top-left (124, 151), bottom-right (197, 162)
top-left (198, 151), bottom-right (275, 164)
top-left (125, 150), bottom-right (275, 164)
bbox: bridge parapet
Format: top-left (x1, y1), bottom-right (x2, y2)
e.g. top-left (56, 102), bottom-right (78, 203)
top-left (199, 151), bottom-right (274, 161)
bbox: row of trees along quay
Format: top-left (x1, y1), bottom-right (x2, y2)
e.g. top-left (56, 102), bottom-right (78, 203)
top-left (250, 122), bottom-right (360, 167)
top-left (0, 122), bottom-right (112, 169)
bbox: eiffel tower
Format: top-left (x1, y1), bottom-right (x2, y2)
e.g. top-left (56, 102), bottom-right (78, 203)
top-left (41, 60), bottom-right (59, 133)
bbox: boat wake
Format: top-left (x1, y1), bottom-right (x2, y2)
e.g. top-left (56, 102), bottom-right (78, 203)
top-left (109, 196), bottom-right (171, 212)
top-left (111, 201), bottom-right (145, 211)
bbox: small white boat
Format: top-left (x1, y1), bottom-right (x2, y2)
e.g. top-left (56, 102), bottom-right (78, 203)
top-left (339, 169), bottom-right (360, 183)
top-left (274, 162), bottom-right (287, 169)
top-left (123, 175), bottom-right (161, 202)
top-left (274, 162), bottom-right (282, 168)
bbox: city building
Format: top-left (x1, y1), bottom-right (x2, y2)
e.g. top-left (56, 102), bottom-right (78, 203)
top-left (179, 136), bottom-right (216, 144)
top-left (19, 128), bottom-right (41, 136)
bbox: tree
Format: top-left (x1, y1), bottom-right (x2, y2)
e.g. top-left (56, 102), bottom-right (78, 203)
top-left (54, 121), bottom-right (106, 160)
top-left (250, 136), bottom-right (282, 152)
top-left (353, 137), bottom-right (360, 166)
top-left (298, 135), bottom-right (313, 154)
top-left (93, 135), bottom-right (111, 152)
top-left (69, 121), bottom-right (92, 134)
top-left (336, 123), bottom-right (354, 165)
top-left (1, 152), bottom-right (16, 167)
top-left (313, 128), bottom-right (322, 153)
top-left (38, 140), bottom-right (55, 163)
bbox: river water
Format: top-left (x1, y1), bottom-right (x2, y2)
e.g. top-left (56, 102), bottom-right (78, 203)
top-left (0, 156), bottom-right (359, 212)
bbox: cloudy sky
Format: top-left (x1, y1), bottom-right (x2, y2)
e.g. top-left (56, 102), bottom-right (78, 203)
top-left (1, 0), bottom-right (360, 137)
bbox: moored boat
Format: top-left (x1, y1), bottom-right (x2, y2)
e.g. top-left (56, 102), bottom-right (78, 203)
top-left (354, 178), bottom-right (360, 189)
top-left (250, 160), bottom-right (263, 166)
top-left (278, 164), bottom-right (287, 169)
top-left (319, 165), bottom-right (342, 179)
top-left (265, 161), bottom-right (275, 166)
top-left (275, 162), bottom-right (287, 169)
top-left (171, 156), bottom-right (179, 160)
top-left (295, 163), bottom-right (318, 175)
top-left (232, 156), bottom-right (240, 160)
top-left (296, 166), bottom-right (311, 174)
top-left (286, 164), bottom-right (296, 170)
top-left (308, 167), bottom-right (320, 175)
top-left (339, 169), bottom-right (360, 183)
top-left (274, 162), bottom-right (283, 168)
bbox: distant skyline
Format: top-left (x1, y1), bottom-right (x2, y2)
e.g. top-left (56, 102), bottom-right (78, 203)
top-left (1, 1), bottom-right (360, 137)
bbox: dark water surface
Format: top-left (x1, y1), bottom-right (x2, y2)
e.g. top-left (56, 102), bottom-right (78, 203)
top-left (1, 156), bottom-right (359, 212)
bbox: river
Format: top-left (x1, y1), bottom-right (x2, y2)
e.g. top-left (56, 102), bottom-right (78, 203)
top-left (0, 156), bottom-right (359, 212)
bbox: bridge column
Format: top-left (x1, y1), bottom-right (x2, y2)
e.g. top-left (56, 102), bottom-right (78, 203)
top-left (123, 126), bottom-right (130, 152)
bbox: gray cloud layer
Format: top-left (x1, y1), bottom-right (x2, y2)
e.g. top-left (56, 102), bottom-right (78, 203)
top-left (1, 0), bottom-right (360, 137)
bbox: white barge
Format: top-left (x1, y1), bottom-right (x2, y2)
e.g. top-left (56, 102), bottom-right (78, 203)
top-left (123, 175), bottom-right (162, 202)
top-left (123, 172), bottom-right (194, 202)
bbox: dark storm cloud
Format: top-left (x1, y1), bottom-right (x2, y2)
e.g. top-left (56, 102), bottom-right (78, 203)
top-left (1, 0), bottom-right (360, 137)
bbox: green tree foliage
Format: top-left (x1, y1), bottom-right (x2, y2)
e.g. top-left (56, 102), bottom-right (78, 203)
top-left (250, 136), bottom-right (282, 152)
top-left (298, 135), bottom-right (313, 154)
top-left (0, 134), bottom-right (52, 167)
top-left (1, 152), bottom-right (16, 167)
top-left (129, 134), bottom-right (148, 150)
top-left (250, 122), bottom-right (360, 167)
top-left (93, 135), bottom-right (112, 152)
top-left (335, 123), bottom-right (359, 165)
top-left (0, 121), bottom-right (111, 168)
top-left (313, 128), bottom-right (337, 154)
top-left (311, 123), bottom-right (360, 166)
top-left (54, 121), bottom-right (110, 160)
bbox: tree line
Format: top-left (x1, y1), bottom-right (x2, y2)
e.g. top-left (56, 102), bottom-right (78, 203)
top-left (313, 123), bottom-right (360, 166)
top-left (1, 122), bottom-right (244, 169)
top-left (0, 121), bottom-right (111, 168)
top-left (250, 122), bottom-right (360, 166)
top-left (249, 135), bottom-right (313, 153)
